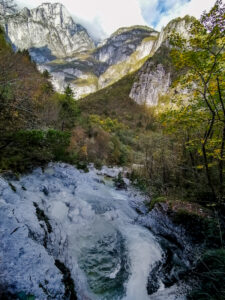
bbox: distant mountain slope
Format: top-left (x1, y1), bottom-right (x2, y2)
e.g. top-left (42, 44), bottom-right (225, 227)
top-left (0, 2), bottom-right (95, 61)
top-left (130, 16), bottom-right (195, 106)
top-left (40, 24), bottom-right (159, 99)
top-left (81, 16), bottom-right (195, 109)
top-left (0, 2), bottom-right (194, 101)
top-left (93, 26), bottom-right (158, 66)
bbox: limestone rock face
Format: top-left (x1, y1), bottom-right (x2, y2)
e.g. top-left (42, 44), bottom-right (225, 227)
top-left (1, 3), bottom-right (194, 100)
top-left (0, 2), bottom-right (16, 16)
top-left (94, 26), bottom-right (158, 66)
top-left (154, 16), bottom-right (194, 52)
top-left (129, 16), bottom-right (195, 106)
top-left (0, 3), bottom-right (95, 61)
top-left (38, 25), bottom-right (159, 98)
top-left (129, 63), bottom-right (171, 106)
top-left (98, 33), bottom-right (159, 89)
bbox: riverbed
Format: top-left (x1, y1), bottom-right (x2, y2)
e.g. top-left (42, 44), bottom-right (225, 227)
top-left (0, 163), bottom-right (189, 299)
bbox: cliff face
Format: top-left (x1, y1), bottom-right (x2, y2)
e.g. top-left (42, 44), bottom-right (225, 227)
top-left (97, 32), bottom-right (159, 89)
top-left (1, 2), bottom-right (193, 102)
top-left (129, 16), bottom-right (194, 106)
top-left (0, 3), bottom-right (95, 61)
top-left (129, 63), bottom-right (171, 106)
top-left (94, 26), bottom-right (158, 66)
top-left (37, 24), bottom-right (160, 98)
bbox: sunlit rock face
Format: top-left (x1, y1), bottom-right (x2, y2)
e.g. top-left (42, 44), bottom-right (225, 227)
top-left (38, 25), bottom-right (160, 98)
top-left (0, 3), bottom-right (95, 61)
top-left (1, 2), bottom-right (194, 100)
top-left (129, 16), bottom-right (194, 106)
top-left (94, 26), bottom-right (158, 66)
top-left (154, 15), bottom-right (194, 52)
top-left (97, 32), bottom-right (159, 89)
top-left (129, 63), bottom-right (171, 106)
top-left (1, 1), bottom-right (161, 98)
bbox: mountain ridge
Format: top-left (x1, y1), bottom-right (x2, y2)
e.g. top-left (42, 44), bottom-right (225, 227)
top-left (0, 2), bottom-right (95, 61)
top-left (0, 2), bottom-right (194, 103)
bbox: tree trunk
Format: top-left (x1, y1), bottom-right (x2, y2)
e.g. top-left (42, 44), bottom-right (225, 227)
top-left (219, 125), bottom-right (225, 199)
top-left (202, 114), bottom-right (216, 199)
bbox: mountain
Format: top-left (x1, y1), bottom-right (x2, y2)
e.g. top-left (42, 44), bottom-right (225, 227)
top-left (38, 24), bottom-right (159, 99)
top-left (82, 16), bottom-right (195, 108)
top-left (130, 16), bottom-right (195, 106)
top-left (0, 2), bottom-right (193, 102)
top-left (0, 1), bottom-right (17, 16)
top-left (0, 3), bottom-right (95, 62)
top-left (93, 26), bottom-right (158, 66)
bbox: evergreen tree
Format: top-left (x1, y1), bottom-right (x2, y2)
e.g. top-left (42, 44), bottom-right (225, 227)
top-left (59, 85), bottom-right (79, 131)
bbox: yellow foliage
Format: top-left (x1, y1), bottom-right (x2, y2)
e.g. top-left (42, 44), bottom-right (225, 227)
top-left (79, 145), bottom-right (88, 159)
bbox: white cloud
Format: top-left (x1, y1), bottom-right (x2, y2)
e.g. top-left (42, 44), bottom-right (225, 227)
top-left (15, 0), bottom-right (223, 39)
top-left (141, 0), bottom-right (219, 30)
top-left (15, 0), bottom-right (147, 40)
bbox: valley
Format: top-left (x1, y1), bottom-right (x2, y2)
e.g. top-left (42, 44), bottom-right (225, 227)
top-left (0, 0), bottom-right (225, 299)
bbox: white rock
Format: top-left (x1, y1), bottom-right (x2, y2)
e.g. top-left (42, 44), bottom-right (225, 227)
top-left (130, 63), bottom-right (171, 106)
top-left (0, 3), bottom-right (95, 59)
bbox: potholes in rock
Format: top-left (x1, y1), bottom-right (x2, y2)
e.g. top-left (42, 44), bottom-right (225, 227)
top-left (78, 230), bottom-right (129, 299)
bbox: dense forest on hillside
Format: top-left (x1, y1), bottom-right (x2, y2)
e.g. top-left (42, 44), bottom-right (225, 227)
top-left (0, 0), bottom-right (225, 299)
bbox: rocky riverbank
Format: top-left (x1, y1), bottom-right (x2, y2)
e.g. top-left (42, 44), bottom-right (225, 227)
top-left (0, 163), bottom-right (201, 300)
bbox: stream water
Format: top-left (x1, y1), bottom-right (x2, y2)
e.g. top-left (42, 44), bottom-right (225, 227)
top-left (0, 163), bottom-right (187, 299)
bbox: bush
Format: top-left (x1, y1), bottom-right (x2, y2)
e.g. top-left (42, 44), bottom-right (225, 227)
top-left (129, 169), bottom-right (148, 193)
top-left (113, 172), bottom-right (127, 189)
top-left (0, 129), bottom-right (70, 172)
top-left (189, 249), bottom-right (225, 300)
top-left (148, 196), bottom-right (166, 211)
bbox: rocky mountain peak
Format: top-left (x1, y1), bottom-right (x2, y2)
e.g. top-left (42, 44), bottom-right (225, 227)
top-left (0, 2), bottom-right (193, 101)
top-left (130, 16), bottom-right (196, 106)
top-left (110, 25), bottom-right (156, 38)
top-left (154, 15), bottom-right (195, 52)
top-left (0, 2), bottom-right (95, 61)
top-left (94, 25), bottom-right (158, 65)
top-left (0, 0), bottom-right (17, 16)
top-left (31, 2), bottom-right (75, 30)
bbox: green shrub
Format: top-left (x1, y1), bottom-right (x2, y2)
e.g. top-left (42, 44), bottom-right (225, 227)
top-left (94, 159), bottom-right (103, 170)
top-left (113, 172), bottom-right (127, 189)
top-left (129, 170), bottom-right (148, 193)
top-left (189, 249), bottom-right (225, 300)
top-left (0, 129), bottom-right (71, 172)
top-left (148, 196), bottom-right (166, 211)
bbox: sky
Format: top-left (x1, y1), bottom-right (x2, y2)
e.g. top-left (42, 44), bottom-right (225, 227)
top-left (15, 0), bottom-right (218, 40)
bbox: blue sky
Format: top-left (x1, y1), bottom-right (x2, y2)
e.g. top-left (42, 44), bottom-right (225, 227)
top-left (16, 0), bottom-right (217, 39)
top-left (141, 0), bottom-right (191, 27)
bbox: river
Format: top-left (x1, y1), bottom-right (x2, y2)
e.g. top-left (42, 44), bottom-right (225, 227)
top-left (0, 163), bottom-right (188, 299)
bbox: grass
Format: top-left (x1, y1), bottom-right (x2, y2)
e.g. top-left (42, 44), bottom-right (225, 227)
top-left (73, 73), bottom-right (98, 88)
top-left (148, 196), bottom-right (167, 210)
top-left (111, 25), bottom-right (156, 38)
top-left (98, 50), bottom-right (151, 89)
